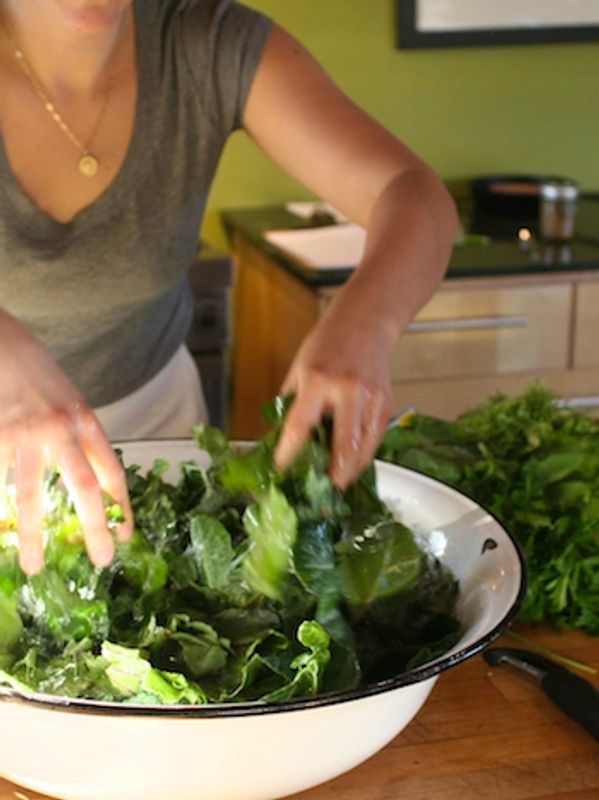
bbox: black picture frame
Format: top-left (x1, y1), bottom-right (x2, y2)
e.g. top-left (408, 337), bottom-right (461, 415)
top-left (397, 0), bottom-right (599, 49)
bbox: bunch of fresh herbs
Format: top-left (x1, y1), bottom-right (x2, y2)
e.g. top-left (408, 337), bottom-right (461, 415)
top-left (0, 398), bottom-right (460, 705)
top-left (378, 384), bottom-right (599, 634)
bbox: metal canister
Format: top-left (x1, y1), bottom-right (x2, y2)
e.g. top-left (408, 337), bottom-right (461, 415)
top-left (539, 179), bottom-right (579, 242)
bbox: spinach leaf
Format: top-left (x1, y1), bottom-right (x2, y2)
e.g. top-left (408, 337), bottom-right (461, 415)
top-left (259, 621), bottom-right (331, 702)
top-left (337, 520), bottom-right (423, 609)
top-left (189, 513), bottom-right (234, 592)
top-left (243, 485), bottom-right (298, 601)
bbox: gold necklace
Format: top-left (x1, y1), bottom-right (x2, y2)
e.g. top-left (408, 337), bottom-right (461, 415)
top-left (4, 23), bottom-right (115, 178)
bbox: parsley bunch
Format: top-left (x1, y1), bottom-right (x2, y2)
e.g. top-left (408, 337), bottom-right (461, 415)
top-left (378, 384), bottom-right (599, 633)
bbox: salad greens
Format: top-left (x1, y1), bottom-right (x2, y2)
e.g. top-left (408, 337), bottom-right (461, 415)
top-left (378, 384), bottom-right (599, 634)
top-left (0, 398), bottom-right (460, 705)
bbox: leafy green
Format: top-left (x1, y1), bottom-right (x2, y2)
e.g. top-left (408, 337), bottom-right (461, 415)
top-left (189, 514), bottom-right (234, 592)
top-left (102, 642), bottom-right (207, 704)
top-left (378, 384), bottom-right (599, 634)
top-left (243, 485), bottom-right (298, 601)
top-left (0, 594), bottom-right (22, 669)
top-left (0, 396), bottom-right (461, 704)
top-left (337, 520), bottom-right (423, 609)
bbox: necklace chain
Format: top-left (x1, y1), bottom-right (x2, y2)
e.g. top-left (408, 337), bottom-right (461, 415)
top-left (2, 16), bottom-right (117, 178)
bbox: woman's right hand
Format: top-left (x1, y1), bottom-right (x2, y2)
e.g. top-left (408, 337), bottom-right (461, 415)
top-left (0, 311), bottom-right (133, 575)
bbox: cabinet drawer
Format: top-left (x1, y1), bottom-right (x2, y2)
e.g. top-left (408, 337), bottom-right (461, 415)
top-left (391, 284), bottom-right (571, 381)
top-left (392, 367), bottom-right (599, 420)
top-left (573, 282), bottom-right (599, 368)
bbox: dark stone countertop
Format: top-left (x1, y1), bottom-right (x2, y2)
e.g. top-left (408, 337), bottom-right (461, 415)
top-left (222, 195), bottom-right (599, 288)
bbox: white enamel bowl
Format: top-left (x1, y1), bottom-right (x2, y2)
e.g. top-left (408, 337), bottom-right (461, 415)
top-left (0, 440), bottom-right (526, 800)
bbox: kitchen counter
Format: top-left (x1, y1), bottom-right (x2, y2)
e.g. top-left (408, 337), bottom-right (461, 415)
top-left (223, 198), bottom-right (599, 436)
top-left (0, 624), bottom-right (596, 800)
top-left (291, 624), bottom-right (599, 800)
top-left (222, 196), bottom-right (599, 288)
top-left (293, 627), bottom-right (599, 800)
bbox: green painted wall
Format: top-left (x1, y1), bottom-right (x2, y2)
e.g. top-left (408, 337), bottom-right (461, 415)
top-left (202, 0), bottom-right (599, 247)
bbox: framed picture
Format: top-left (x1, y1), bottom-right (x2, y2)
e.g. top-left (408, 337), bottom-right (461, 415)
top-left (397, 0), bottom-right (599, 49)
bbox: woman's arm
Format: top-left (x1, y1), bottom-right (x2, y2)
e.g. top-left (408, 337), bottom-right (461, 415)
top-left (242, 26), bottom-right (459, 487)
top-left (0, 309), bottom-right (133, 574)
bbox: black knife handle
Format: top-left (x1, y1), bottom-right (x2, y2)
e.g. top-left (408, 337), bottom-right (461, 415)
top-left (542, 669), bottom-right (599, 742)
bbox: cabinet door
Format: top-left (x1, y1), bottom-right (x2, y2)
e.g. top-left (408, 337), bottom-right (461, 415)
top-left (231, 236), bottom-right (320, 438)
top-left (573, 282), bottom-right (599, 368)
top-left (391, 283), bottom-right (571, 381)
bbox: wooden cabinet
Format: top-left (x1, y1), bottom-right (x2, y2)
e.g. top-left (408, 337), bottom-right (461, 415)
top-left (391, 283), bottom-right (571, 379)
top-left (573, 281), bottom-right (599, 368)
top-left (230, 236), bottom-right (320, 437)
top-left (229, 233), bottom-right (599, 437)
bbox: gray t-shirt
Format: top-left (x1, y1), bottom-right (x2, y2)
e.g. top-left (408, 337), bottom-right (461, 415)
top-left (0, 0), bottom-right (272, 406)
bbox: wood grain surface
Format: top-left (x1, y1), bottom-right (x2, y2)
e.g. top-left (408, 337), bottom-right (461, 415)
top-left (0, 625), bottom-right (597, 800)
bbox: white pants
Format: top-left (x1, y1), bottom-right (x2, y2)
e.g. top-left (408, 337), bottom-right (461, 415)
top-left (94, 345), bottom-right (208, 441)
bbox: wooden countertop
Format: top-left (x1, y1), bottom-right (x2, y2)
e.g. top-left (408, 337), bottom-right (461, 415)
top-left (289, 625), bottom-right (599, 800)
top-left (0, 625), bottom-right (597, 800)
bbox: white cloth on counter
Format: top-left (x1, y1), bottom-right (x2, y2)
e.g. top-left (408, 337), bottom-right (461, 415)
top-left (95, 345), bottom-right (208, 441)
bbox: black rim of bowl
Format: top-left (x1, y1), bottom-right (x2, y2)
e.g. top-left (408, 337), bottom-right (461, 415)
top-left (0, 452), bottom-right (528, 718)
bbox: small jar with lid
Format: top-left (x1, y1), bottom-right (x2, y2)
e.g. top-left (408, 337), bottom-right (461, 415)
top-left (539, 179), bottom-right (579, 242)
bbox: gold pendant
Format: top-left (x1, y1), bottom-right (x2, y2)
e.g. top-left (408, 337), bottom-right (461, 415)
top-left (78, 154), bottom-right (99, 178)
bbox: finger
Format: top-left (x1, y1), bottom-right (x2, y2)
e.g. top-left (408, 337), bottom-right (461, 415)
top-left (78, 410), bottom-right (134, 542)
top-left (330, 392), bottom-right (364, 490)
top-left (57, 441), bottom-right (115, 568)
top-left (356, 392), bottom-right (389, 475)
top-left (274, 390), bottom-right (326, 471)
top-left (0, 444), bottom-right (13, 498)
top-left (0, 446), bottom-right (14, 534)
top-left (280, 369), bottom-right (297, 398)
top-left (14, 444), bottom-right (46, 575)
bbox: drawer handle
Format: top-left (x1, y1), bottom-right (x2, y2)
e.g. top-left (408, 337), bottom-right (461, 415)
top-left (406, 315), bottom-right (529, 333)
top-left (555, 396), bottom-right (599, 410)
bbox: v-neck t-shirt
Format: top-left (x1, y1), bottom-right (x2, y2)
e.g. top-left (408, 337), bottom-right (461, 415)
top-left (0, 0), bottom-right (272, 407)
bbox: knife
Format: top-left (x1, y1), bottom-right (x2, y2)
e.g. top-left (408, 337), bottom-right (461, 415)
top-left (483, 646), bottom-right (599, 742)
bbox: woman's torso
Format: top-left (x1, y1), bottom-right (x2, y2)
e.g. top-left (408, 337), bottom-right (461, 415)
top-left (0, 0), bottom-right (271, 407)
top-left (0, 4), bottom-right (138, 224)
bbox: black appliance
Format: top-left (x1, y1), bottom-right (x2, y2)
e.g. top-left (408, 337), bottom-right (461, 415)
top-left (186, 245), bottom-right (232, 431)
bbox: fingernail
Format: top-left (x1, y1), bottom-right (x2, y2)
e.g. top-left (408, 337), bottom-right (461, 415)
top-left (274, 441), bottom-right (289, 469)
top-left (20, 547), bottom-right (44, 576)
top-left (92, 540), bottom-right (114, 568)
top-left (275, 429), bottom-right (303, 470)
top-left (116, 522), bottom-right (133, 543)
top-left (330, 468), bottom-right (347, 490)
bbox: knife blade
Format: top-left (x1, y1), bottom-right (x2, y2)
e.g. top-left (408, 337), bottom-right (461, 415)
top-left (484, 646), bottom-right (599, 742)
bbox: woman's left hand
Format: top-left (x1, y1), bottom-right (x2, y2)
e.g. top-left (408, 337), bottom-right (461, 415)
top-left (274, 308), bottom-right (394, 489)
